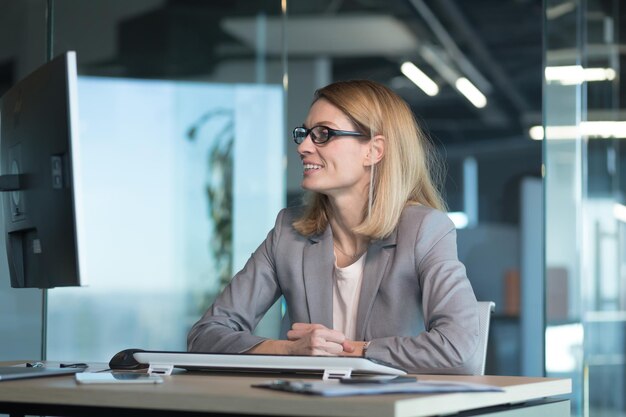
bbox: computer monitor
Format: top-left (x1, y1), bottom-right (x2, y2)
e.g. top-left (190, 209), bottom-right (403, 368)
top-left (0, 51), bottom-right (85, 288)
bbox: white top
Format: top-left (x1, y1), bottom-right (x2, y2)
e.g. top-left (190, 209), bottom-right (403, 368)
top-left (332, 253), bottom-right (367, 340)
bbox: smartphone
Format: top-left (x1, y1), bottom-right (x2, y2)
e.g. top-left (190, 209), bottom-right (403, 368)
top-left (75, 372), bottom-right (163, 385)
top-left (340, 375), bottom-right (417, 384)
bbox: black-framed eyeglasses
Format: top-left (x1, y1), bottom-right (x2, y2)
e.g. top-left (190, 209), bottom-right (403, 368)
top-left (292, 125), bottom-right (366, 145)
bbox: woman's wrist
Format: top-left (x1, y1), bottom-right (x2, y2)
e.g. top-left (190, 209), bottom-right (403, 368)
top-left (246, 340), bottom-right (291, 355)
top-left (342, 340), bottom-right (369, 357)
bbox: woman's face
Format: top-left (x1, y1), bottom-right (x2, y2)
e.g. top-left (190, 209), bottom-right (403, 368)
top-left (297, 99), bottom-right (371, 200)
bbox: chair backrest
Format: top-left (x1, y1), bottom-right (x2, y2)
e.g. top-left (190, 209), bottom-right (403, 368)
top-left (473, 301), bottom-right (495, 376)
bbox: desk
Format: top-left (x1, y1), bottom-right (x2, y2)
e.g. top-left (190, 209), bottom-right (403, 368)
top-left (0, 365), bottom-right (571, 417)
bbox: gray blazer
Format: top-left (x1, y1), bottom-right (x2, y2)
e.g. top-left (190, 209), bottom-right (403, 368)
top-left (187, 205), bottom-right (480, 374)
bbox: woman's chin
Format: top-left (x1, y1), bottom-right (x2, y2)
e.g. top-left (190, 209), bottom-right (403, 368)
top-left (301, 183), bottom-right (326, 194)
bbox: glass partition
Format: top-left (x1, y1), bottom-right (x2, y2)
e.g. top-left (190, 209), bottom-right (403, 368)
top-left (46, 0), bottom-right (286, 361)
top-left (544, 0), bottom-right (625, 415)
top-left (0, 0), bottom-right (48, 361)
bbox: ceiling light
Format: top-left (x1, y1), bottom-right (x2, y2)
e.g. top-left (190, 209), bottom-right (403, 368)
top-left (546, 1), bottom-right (576, 20)
top-left (545, 65), bottom-right (617, 85)
top-left (400, 61), bottom-right (439, 96)
top-left (455, 77), bottom-right (487, 108)
top-left (420, 46), bottom-right (491, 111)
top-left (529, 126), bottom-right (545, 140)
top-left (529, 122), bottom-right (626, 140)
top-left (420, 45), bottom-right (459, 85)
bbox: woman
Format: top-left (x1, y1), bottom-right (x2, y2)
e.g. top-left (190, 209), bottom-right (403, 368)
top-left (187, 80), bottom-right (480, 374)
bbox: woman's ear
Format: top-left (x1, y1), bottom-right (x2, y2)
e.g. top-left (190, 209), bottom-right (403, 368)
top-left (365, 135), bottom-right (385, 166)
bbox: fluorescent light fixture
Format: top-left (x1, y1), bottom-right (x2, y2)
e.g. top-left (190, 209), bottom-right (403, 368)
top-left (455, 77), bottom-right (487, 108)
top-left (529, 122), bottom-right (626, 140)
top-left (528, 126), bottom-right (545, 140)
top-left (400, 61), bottom-right (439, 96)
top-left (583, 67), bottom-right (617, 82)
top-left (545, 65), bottom-right (616, 85)
top-left (447, 212), bottom-right (469, 229)
top-left (420, 45), bottom-right (459, 85)
top-left (420, 46), bottom-right (491, 108)
top-left (546, 1), bottom-right (576, 20)
top-left (613, 203), bottom-right (626, 223)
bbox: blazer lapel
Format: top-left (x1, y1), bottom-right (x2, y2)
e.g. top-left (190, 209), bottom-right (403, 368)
top-left (302, 227), bottom-right (334, 327)
top-left (355, 230), bottom-right (397, 340)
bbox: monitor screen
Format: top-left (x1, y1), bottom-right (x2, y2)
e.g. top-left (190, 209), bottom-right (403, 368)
top-left (0, 51), bottom-right (85, 288)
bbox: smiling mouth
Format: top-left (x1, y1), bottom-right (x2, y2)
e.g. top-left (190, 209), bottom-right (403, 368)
top-left (303, 163), bottom-right (322, 172)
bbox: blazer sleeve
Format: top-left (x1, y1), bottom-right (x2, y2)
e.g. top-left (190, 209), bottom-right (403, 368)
top-left (186, 209), bottom-right (286, 353)
top-left (364, 209), bottom-right (480, 374)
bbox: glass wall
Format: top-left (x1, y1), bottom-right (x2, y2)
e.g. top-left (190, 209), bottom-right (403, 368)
top-left (45, 0), bottom-right (286, 361)
top-left (0, 0), bottom-right (48, 361)
top-left (544, 0), bottom-right (625, 415)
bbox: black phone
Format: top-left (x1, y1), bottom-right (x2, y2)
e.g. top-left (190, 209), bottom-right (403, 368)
top-left (340, 375), bottom-right (417, 384)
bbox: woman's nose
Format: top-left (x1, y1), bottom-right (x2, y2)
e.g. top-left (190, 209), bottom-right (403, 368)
top-left (297, 135), bottom-right (315, 155)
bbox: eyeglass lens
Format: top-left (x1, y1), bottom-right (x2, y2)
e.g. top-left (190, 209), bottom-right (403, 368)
top-left (293, 126), bottom-right (330, 144)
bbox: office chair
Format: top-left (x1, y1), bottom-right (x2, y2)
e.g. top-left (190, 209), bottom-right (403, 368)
top-left (473, 301), bottom-right (496, 376)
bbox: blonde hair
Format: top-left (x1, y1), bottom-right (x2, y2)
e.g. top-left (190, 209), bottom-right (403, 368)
top-left (293, 80), bottom-right (446, 239)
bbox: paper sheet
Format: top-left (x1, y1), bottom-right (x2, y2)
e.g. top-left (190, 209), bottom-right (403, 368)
top-left (252, 379), bottom-right (505, 397)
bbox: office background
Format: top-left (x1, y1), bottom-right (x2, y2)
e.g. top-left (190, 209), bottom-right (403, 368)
top-left (0, 1), bottom-right (623, 416)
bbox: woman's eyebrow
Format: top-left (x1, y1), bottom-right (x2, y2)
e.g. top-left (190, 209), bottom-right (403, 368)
top-left (306, 121), bottom-right (336, 128)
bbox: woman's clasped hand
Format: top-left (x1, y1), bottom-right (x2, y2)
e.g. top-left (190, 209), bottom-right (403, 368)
top-left (286, 323), bottom-right (361, 356)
